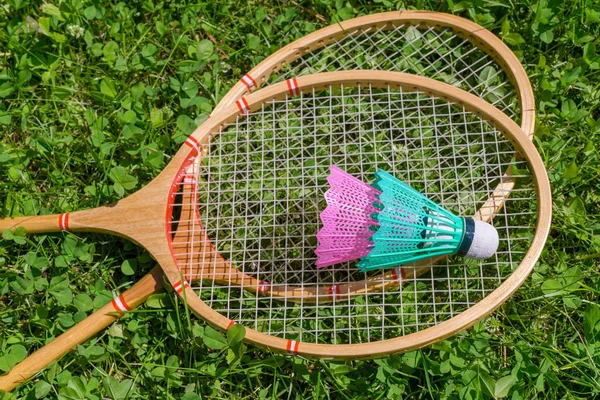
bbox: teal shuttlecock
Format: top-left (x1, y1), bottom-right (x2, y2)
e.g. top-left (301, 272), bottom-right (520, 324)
top-left (356, 169), bottom-right (499, 272)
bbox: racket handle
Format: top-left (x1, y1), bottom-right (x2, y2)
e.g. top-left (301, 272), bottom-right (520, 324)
top-left (0, 214), bottom-right (66, 234)
top-left (0, 266), bottom-right (165, 392)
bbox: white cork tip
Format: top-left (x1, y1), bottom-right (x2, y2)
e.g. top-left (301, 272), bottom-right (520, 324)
top-left (465, 219), bottom-right (499, 259)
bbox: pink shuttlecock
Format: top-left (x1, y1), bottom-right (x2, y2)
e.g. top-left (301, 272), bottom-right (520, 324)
top-left (315, 166), bottom-right (383, 268)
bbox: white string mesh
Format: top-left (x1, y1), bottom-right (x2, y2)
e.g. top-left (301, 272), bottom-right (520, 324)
top-left (246, 23), bottom-right (519, 127)
top-left (169, 83), bottom-right (537, 345)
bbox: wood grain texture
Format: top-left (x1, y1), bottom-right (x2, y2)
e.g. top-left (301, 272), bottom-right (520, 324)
top-left (0, 214), bottom-right (63, 233)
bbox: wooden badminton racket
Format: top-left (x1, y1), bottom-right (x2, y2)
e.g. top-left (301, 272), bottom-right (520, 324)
top-left (0, 10), bottom-right (536, 390)
top-left (0, 71), bottom-right (551, 364)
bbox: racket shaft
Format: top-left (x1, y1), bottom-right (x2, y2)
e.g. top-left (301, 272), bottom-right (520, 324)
top-left (0, 214), bottom-right (66, 234)
top-left (0, 266), bottom-right (165, 391)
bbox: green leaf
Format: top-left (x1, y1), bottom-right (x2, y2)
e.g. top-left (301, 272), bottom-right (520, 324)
top-left (176, 115), bottom-right (197, 135)
top-left (10, 345), bottom-right (27, 362)
top-left (562, 267), bottom-right (583, 286)
top-left (540, 29), bottom-right (554, 43)
top-left (182, 81), bottom-right (199, 98)
top-left (583, 43), bottom-right (596, 63)
top-left (227, 323), bottom-right (246, 347)
top-left (226, 347), bottom-right (239, 365)
top-left (103, 376), bottom-right (134, 400)
top-left (10, 276), bottom-right (34, 294)
top-left (74, 293), bottom-right (93, 312)
top-left (121, 259), bottom-right (137, 276)
top-left (203, 326), bottom-right (227, 350)
top-left (38, 17), bottom-right (51, 36)
top-left (74, 310), bottom-right (88, 323)
top-left (541, 279), bottom-right (565, 296)
top-left (48, 276), bottom-right (73, 305)
top-left (478, 66), bottom-right (498, 88)
top-left (155, 20), bottom-right (167, 36)
top-left (503, 33), bottom-right (525, 46)
top-left (169, 77), bottom-right (181, 92)
top-left (328, 362), bottom-right (354, 375)
top-left (584, 304), bottom-right (600, 342)
top-left (84, 6), bottom-right (97, 19)
top-left (108, 323), bottom-right (125, 338)
top-left (35, 277), bottom-right (49, 291)
top-left (535, 373), bottom-right (545, 392)
top-left (3, 228), bottom-right (27, 244)
top-left (337, 7), bottom-right (354, 20)
top-left (144, 151), bottom-right (164, 169)
top-left (78, 345), bottom-right (105, 360)
top-left (150, 108), bottom-right (164, 127)
top-left (567, 196), bottom-right (586, 223)
top-left (141, 43), bottom-right (157, 58)
top-left (0, 345), bottom-right (27, 372)
top-left (563, 295), bottom-right (582, 309)
top-left (146, 293), bottom-right (168, 308)
top-left (561, 99), bottom-right (589, 122)
top-left (151, 366), bottom-right (165, 379)
top-left (246, 34), bottom-right (260, 50)
top-left (402, 351), bottom-right (420, 369)
top-left (494, 375), bottom-right (515, 398)
top-left (449, 353), bottom-right (466, 368)
top-left (586, 8), bottom-right (600, 23)
top-left (35, 380), bottom-right (52, 398)
top-left (59, 313), bottom-right (75, 328)
top-left (0, 82), bottom-right (15, 98)
top-left (478, 371), bottom-right (495, 397)
top-left (181, 393), bottom-right (201, 400)
top-left (562, 67), bottom-right (581, 85)
top-left (0, 113), bottom-right (11, 125)
top-left (255, 6), bottom-right (266, 22)
top-left (109, 166), bottom-right (138, 192)
top-left (52, 33), bottom-right (66, 43)
top-left (563, 159), bottom-right (579, 181)
top-left (100, 79), bottom-right (117, 99)
top-left (119, 110), bottom-right (137, 124)
top-left (196, 39), bottom-right (213, 60)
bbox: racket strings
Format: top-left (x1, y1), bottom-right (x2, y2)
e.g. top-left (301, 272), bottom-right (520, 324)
top-left (168, 84), bottom-right (536, 344)
top-left (275, 23), bottom-right (517, 119)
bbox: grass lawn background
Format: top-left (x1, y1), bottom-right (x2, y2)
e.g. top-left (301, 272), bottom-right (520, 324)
top-left (1, 0), bottom-right (599, 398)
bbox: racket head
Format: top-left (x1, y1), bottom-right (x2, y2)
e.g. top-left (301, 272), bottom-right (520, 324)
top-left (152, 71), bottom-right (551, 359)
top-left (218, 10), bottom-right (535, 137)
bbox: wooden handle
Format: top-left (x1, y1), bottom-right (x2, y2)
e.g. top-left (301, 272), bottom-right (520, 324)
top-left (0, 266), bottom-right (165, 392)
top-left (0, 214), bottom-right (65, 234)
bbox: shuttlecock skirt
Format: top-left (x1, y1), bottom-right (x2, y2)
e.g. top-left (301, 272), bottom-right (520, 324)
top-left (315, 166), bottom-right (383, 268)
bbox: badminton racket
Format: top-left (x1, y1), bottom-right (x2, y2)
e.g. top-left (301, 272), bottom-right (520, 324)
top-left (0, 71), bottom-right (551, 362)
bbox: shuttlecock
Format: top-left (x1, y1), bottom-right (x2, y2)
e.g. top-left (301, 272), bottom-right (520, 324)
top-left (315, 166), bottom-right (383, 268)
top-left (358, 169), bottom-right (499, 271)
top-left (315, 167), bottom-right (499, 271)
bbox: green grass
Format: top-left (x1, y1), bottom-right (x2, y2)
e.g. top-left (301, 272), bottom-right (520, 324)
top-left (1, 0), bottom-right (600, 399)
